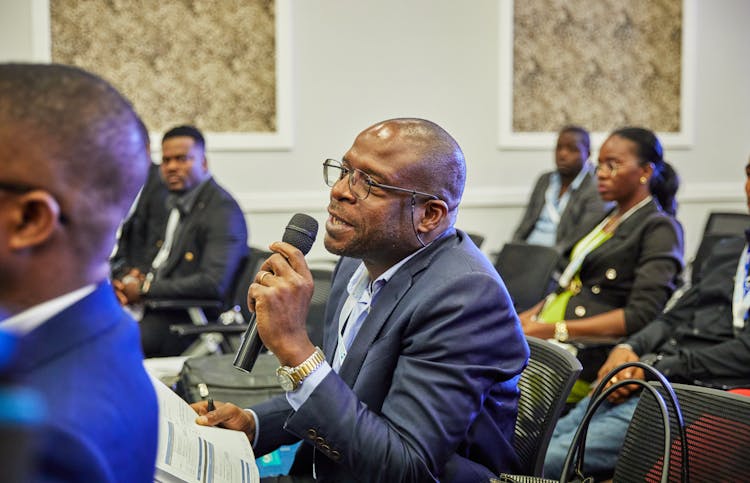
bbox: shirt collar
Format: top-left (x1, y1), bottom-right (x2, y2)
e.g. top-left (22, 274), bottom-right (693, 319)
top-left (570, 162), bottom-right (592, 190)
top-left (552, 162), bottom-right (591, 190)
top-left (347, 228), bottom-right (451, 300)
top-left (167, 177), bottom-right (211, 215)
top-left (0, 284), bottom-right (97, 335)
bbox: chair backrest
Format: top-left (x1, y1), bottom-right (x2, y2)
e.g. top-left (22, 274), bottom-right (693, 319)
top-left (229, 252), bottom-right (333, 349)
top-left (466, 231), bottom-right (486, 249)
top-left (306, 265), bottom-right (335, 347)
top-left (228, 246), bottom-right (273, 323)
top-left (614, 382), bottom-right (750, 482)
top-left (703, 211), bottom-right (750, 236)
top-left (691, 211), bottom-right (750, 284)
top-left (514, 336), bottom-right (582, 476)
top-left (494, 243), bottom-right (561, 312)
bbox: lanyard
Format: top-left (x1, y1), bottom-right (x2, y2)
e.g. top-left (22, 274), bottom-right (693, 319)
top-left (732, 245), bottom-right (750, 334)
top-left (334, 295), bottom-right (357, 370)
top-left (558, 196), bottom-right (652, 288)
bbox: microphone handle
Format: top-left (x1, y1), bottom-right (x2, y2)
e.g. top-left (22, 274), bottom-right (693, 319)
top-left (232, 313), bottom-right (264, 373)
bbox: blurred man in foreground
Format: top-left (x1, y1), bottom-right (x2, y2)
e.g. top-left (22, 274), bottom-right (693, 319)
top-left (0, 63), bottom-right (158, 482)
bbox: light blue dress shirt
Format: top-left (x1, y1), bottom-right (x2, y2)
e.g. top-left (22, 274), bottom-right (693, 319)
top-left (526, 164), bottom-right (591, 247)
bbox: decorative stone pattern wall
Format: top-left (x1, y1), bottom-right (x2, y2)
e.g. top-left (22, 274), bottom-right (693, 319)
top-left (513, 0), bottom-right (682, 133)
top-left (51, 0), bottom-right (277, 134)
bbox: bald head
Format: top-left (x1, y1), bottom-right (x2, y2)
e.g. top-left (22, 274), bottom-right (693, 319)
top-left (0, 63), bottom-right (149, 300)
top-left (359, 118), bottom-right (466, 217)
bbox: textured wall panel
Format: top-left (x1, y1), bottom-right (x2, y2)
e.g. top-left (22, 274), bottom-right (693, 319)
top-left (513, 0), bottom-right (682, 133)
top-left (51, 0), bottom-right (277, 134)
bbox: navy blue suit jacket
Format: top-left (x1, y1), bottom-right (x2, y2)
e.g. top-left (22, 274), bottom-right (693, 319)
top-left (252, 230), bottom-right (529, 482)
top-left (12, 283), bottom-right (158, 482)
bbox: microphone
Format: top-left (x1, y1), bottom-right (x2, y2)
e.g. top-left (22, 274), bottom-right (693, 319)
top-left (233, 213), bottom-right (319, 373)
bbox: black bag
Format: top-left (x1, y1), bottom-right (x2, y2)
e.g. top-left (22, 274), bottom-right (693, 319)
top-left (559, 361), bottom-right (688, 483)
top-left (497, 362), bottom-right (689, 483)
top-left (175, 352), bottom-right (284, 409)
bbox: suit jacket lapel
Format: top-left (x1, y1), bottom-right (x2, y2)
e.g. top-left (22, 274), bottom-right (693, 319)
top-left (584, 200), bottom-right (658, 266)
top-left (336, 231), bottom-right (456, 385)
top-left (158, 180), bottom-right (214, 276)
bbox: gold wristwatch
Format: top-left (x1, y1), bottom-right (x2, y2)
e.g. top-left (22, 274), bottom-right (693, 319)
top-left (276, 347), bottom-right (325, 392)
top-left (554, 321), bottom-right (569, 342)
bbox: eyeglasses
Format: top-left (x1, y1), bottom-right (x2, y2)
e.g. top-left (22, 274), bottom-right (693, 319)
top-left (594, 161), bottom-right (620, 177)
top-left (0, 181), bottom-right (69, 224)
top-left (323, 159), bottom-right (440, 201)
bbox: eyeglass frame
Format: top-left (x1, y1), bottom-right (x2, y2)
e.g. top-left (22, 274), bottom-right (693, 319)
top-left (594, 161), bottom-right (622, 177)
top-left (595, 158), bottom-right (655, 178)
top-left (0, 181), bottom-right (70, 224)
top-left (323, 159), bottom-right (441, 201)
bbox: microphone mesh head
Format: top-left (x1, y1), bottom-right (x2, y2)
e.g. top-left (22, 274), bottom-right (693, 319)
top-left (282, 213), bottom-right (318, 255)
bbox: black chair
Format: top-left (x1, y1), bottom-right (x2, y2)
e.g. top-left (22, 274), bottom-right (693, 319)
top-left (305, 265), bottom-right (335, 347)
top-left (168, 246), bottom-right (271, 356)
top-left (493, 242), bottom-right (561, 312)
top-left (514, 337), bottom-right (582, 476)
top-left (690, 211), bottom-right (750, 284)
top-left (614, 382), bottom-right (750, 482)
top-left (466, 231), bottom-right (486, 249)
top-left (170, 250), bottom-right (334, 355)
top-left (499, 363), bottom-right (686, 483)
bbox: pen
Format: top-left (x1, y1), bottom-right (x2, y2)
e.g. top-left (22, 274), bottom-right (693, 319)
top-left (207, 397), bottom-right (215, 412)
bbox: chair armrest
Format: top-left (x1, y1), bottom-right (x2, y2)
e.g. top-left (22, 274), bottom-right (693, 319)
top-left (567, 336), bottom-right (620, 348)
top-left (144, 299), bottom-right (223, 311)
top-left (169, 323), bottom-right (249, 336)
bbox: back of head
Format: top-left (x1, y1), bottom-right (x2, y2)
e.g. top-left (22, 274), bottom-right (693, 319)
top-left (0, 63), bottom-right (150, 264)
top-left (384, 118), bottom-right (466, 223)
top-left (611, 127), bottom-right (679, 216)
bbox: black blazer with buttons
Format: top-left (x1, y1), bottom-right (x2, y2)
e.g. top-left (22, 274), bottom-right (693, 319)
top-left (562, 199), bottom-right (684, 335)
top-left (144, 177), bottom-right (248, 302)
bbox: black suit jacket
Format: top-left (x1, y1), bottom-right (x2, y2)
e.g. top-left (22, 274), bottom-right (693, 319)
top-left (562, 199), bottom-right (684, 335)
top-left (513, 170), bottom-right (611, 254)
top-left (111, 162), bottom-right (170, 277)
top-left (627, 236), bottom-right (750, 388)
top-left (145, 177), bottom-right (248, 302)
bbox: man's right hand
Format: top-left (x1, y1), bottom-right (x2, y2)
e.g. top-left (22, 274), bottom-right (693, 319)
top-left (596, 345), bottom-right (643, 404)
top-left (191, 400), bottom-right (256, 444)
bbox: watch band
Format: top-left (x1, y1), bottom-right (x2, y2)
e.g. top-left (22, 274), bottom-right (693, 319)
top-left (554, 321), bottom-right (569, 342)
top-left (277, 347), bottom-right (325, 391)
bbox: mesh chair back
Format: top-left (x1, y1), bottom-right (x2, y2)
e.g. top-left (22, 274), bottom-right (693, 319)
top-left (229, 246), bottom-right (273, 323)
top-left (691, 211), bottom-right (750, 284)
top-left (494, 243), bottom-right (561, 312)
top-left (306, 266), bottom-right (334, 347)
top-left (466, 232), bottom-right (486, 249)
top-left (614, 383), bottom-right (750, 482)
top-left (514, 336), bottom-right (582, 476)
top-left (703, 211), bottom-right (750, 236)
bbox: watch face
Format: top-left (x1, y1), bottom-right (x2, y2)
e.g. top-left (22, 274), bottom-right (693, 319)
top-left (277, 368), bottom-right (295, 391)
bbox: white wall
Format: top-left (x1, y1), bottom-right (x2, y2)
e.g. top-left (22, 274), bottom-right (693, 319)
top-left (2, 0), bottom-right (748, 263)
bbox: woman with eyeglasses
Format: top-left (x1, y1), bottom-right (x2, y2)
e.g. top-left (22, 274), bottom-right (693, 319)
top-left (519, 127), bottom-right (684, 399)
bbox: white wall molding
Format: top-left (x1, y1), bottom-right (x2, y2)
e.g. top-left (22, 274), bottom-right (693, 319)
top-left (235, 182), bottom-right (744, 214)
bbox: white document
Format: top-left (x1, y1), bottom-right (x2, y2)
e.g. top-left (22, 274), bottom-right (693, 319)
top-left (151, 377), bottom-right (260, 483)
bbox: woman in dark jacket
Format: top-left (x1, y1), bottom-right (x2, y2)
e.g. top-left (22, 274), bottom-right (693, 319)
top-left (519, 127), bottom-right (684, 392)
